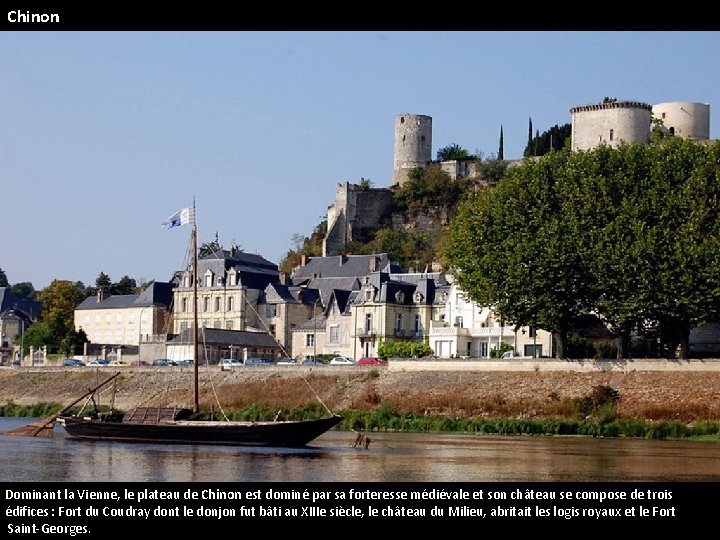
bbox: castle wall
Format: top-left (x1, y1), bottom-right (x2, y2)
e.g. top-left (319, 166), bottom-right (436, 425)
top-left (652, 102), bottom-right (710, 140)
top-left (323, 183), bottom-right (394, 256)
top-left (571, 101), bottom-right (652, 151)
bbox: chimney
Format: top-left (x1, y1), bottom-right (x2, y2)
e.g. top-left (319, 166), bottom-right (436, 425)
top-left (279, 272), bottom-right (287, 285)
top-left (97, 289), bottom-right (104, 303)
top-left (301, 254), bottom-right (308, 266)
top-left (369, 256), bottom-right (377, 273)
top-left (339, 255), bottom-right (347, 266)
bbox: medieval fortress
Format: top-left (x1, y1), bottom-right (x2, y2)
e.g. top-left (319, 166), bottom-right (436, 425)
top-left (324, 101), bottom-right (712, 257)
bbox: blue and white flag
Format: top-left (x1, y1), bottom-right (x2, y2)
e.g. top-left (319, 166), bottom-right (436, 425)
top-left (162, 206), bottom-right (193, 229)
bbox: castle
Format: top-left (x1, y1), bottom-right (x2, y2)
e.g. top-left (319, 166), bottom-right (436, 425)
top-left (323, 101), bottom-right (712, 257)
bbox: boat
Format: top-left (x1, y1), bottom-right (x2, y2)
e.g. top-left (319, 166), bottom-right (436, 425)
top-left (51, 204), bottom-right (343, 447)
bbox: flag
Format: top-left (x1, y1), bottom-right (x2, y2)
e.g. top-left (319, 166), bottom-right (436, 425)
top-left (162, 206), bottom-right (193, 229)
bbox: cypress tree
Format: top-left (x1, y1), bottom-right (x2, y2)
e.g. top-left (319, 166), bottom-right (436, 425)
top-left (498, 125), bottom-right (504, 160)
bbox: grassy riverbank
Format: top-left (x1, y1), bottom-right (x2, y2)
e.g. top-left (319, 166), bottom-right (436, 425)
top-left (2, 368), bottom-right (720, 441)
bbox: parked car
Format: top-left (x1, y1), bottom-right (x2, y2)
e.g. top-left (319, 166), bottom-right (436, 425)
top-left (276, 357), bottom-right (298, 365)
top-left (330, 356), bottom-right (354, 365)
top-left (219, 358), bottom-right (242, 369)
top-left (108, 360), bottom-right (128, 366)
top-left (357, 357), bottom-right (388, 366)
top-left (173, 359), bottom-right (193, 367)
top-left (86, 359), bottom-right (109, 367)
top-left (130, 360), bottom-right (149, 367)
top-left (302, 357), bottom-right (329, 365)
top-left (244, 357), bottom-right (273, 366)
top-left (62, 358), bottom-right (85, 367)
top-left (152, 358), bottom-right (172, 367)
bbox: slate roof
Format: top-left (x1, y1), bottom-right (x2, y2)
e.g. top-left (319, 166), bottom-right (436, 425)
top-left (197, 250), bottom-right (279, 290)
top-left (0, 288), bottom-right (41, 320)
top-left (75, 282), bottom-right (175, 311)
top-left (291, 254), bottom-right (403, 284)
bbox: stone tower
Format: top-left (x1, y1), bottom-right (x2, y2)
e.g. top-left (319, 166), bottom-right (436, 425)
top-left (393, 113), bottom-right (432, 186)
top-left (570, 101), bottom-right (652, 151)
top-left (652, 102), bottom-right (710, 140)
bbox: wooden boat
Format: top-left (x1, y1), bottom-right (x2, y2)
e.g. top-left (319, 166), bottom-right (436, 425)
top-left (53, 204), bottom-right (342, 447)
top-left (56, 405), bottom-right (342, 447)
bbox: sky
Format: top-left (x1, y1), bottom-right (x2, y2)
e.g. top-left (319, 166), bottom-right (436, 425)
top-left (1, 30), bottom-right (719, 291)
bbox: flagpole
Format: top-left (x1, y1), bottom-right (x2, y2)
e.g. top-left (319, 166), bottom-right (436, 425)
top-left (192, 199), bottom-right (199, 415)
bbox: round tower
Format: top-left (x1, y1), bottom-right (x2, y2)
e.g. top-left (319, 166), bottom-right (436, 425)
top-left (570, 101), bottom-right (652, 151)
top-left (393, 113), bottom-right (432, 186)
top-left (652, 102), bottom-right (710, 140)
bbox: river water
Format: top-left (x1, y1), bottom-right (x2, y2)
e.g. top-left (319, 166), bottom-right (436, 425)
top-left (1, 417), bottom-right (719, 482)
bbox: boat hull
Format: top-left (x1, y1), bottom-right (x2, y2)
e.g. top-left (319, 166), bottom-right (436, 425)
top-left (57, 414), bottom-right (343, 447)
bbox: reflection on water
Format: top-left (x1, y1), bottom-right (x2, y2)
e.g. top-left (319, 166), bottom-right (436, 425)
top-left (1, 418), bottom-right (719, 482)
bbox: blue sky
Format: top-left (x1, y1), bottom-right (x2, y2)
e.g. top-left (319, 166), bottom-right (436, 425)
top-left (1, 31), bottom-right (719, 290)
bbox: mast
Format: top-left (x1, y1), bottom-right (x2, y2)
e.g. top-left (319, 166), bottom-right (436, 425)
top-left (192, 206), bottom-right (200, 414)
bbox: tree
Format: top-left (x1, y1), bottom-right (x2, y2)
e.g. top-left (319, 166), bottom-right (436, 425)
top-left (446, 138), bottom-right (720, 360)
top-left (527, 118), bottom-right (533, 156)
top-left (95, 272), bottom-right (111, 290)
top-left (111, 275), bottom-right (137, 295)
top-left (524, 123), bottom-right (571, 157)
top-left (498, 125), bottom-right (504, 160)
top-left (0, 267), bottom-right (8, 287)
top-left (11, 282), bottom-right (37, 300)
top-left (199, 232), bottom-right (222, 259)
top-left (37, 280), bottom-right (86, 354)
top-left (436, 143), bottom-right (469, 162)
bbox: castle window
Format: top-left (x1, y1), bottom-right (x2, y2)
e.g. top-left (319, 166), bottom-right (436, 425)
top-left (609, 129), bottom-right (614, 141)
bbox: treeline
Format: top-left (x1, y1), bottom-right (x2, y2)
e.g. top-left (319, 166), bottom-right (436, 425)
top-left (447, 137), bottom-right (720, 359)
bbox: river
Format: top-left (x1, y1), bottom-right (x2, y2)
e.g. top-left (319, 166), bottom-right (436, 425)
top-left (1, 417), bottom-right (719, 482)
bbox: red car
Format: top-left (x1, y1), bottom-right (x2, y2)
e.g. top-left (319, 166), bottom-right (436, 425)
top-left (357, 357), bottom-right (388, 365)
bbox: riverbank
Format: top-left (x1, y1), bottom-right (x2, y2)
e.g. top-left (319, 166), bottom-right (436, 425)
top-left (2, 366), bottom-right (720, 423)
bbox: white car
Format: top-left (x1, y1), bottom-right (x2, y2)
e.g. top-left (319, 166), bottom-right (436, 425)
top-left (219, 359), bottom-right (242, 369)
top-left (330, 356), bottom-right (355, 365)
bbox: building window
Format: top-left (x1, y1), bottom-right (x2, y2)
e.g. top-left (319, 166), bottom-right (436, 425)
top-left (227, 297), bottom-right (234, 311)
top-left (205, 274), bottom-right (212, 287)
top-left (609, 129), bottom-right (614, 141)
top-left (266, 304), bottom-right (277, 318)
top-left (414, 314), bottom-right (421, 335)
top-left (365, 313), bottom-right (372, 333)
top-left (306, 334), bottom-right (315, 347)
top-left (203, 297), bottom-right (209, 312)
top-left (226, 320), bottom-right (233, 330)
top-left (215, 297), bottom-right (222, 312)
top-left (395, 313), bottom-right (403, 331)
top-left (180, 322), bottom-right (188, 332)
top-left (214, 320), bottom-right (221, 329)
top-left (454, 316), bottom-right (463, 328)
top-left (329, 325), bottom-right (339, 343)
top-left (182, 298), bottom-right (188, 312)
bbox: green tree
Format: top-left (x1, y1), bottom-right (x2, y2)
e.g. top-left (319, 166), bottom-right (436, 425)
top-left (20, 320), bottom-right (53, 355)
top-left (447, 139), bottom-right (720, 360)
top-left (11, 282), bottom-right (37, 300)
top-left (498, 125), bottom-right (504, 160)
top-left (199, 232), bottom-right (222, 259)
top-left (447, 152), bottom-right (596, 359)
top-left (359, 228), bottom-right (437, 271)
top-left (37, 280), bottom-right (86, 354)
top-left (436, 143), bottom-right (469, 161)
top-left (95, 272), bottom-right (111, 290)
top-left (394, 164), bottom-right (465, 216)
top-left (524, 123), bottom-right (571, 157)
top-left (111, 275), bottom-right (137, 295)
top-left (0, 267), bottom-right (8, 287)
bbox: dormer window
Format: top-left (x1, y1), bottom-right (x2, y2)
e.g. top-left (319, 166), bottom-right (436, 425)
top-left (414, 291), bottom-right (424, 304)
top-left (395, 291), bottom-right (404, 303)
